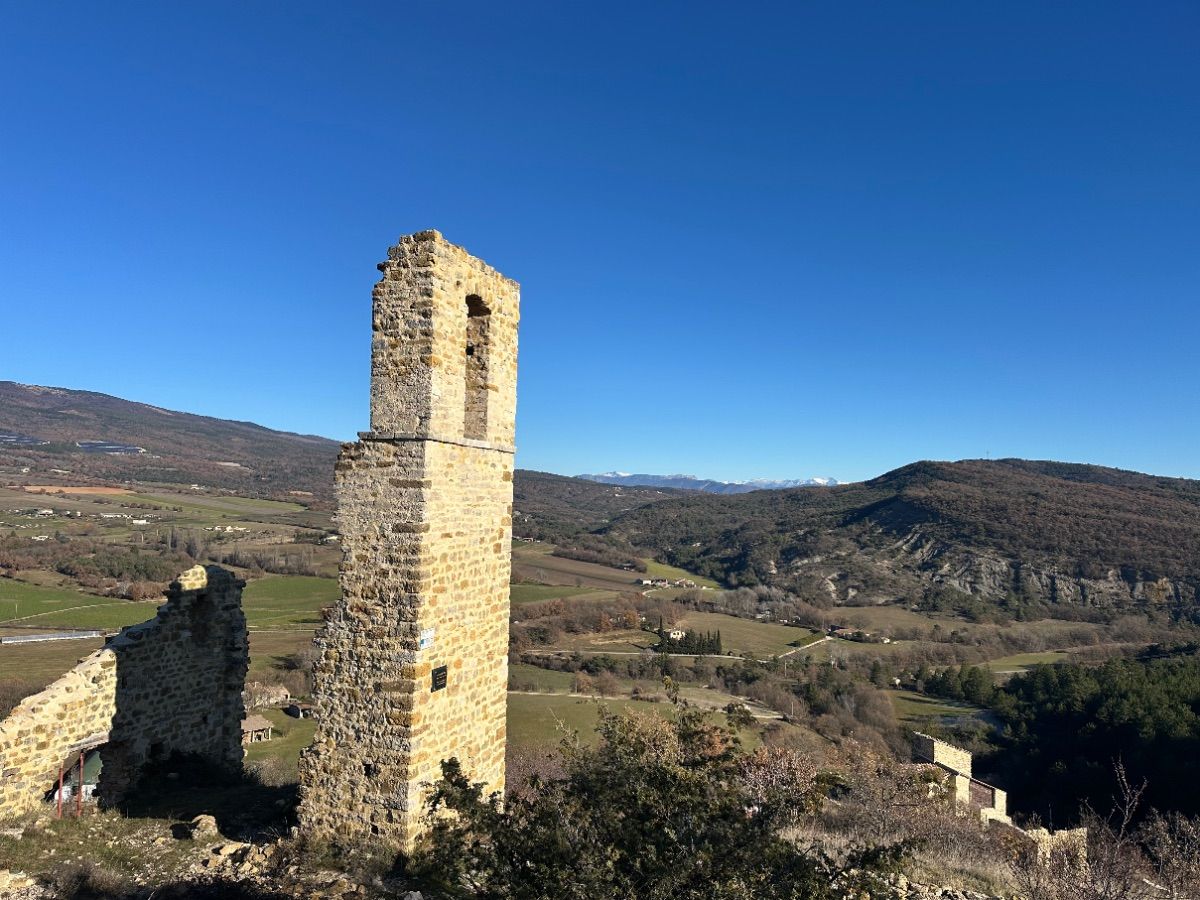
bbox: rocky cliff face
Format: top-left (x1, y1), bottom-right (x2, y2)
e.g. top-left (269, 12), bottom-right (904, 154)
top-left (783, 524), bottom-right (1197, 613)
top-left (607, 460), bottom-right (1200, 618)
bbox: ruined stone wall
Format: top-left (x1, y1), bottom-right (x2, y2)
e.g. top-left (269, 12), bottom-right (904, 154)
top-left (299, 231), bottom-right (518, 850)
top-left (1024, 826), bottom-right (1088, 864)
top-left (0, 566), bottom-right (248, 820)
top-left (914, 732), bottom-right (973, 779)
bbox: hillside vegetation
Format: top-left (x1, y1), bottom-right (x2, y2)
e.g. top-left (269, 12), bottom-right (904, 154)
top-left (6, 383), bottom-right (1200, 621)
top-left (0, 382), bottom-right (340, 501)
top-left (0, 384), bottom-right (679, 528)
top-left (604, 459), bottom-right (1200, 618)
top-left (511, 469), bottom-right (681, 541)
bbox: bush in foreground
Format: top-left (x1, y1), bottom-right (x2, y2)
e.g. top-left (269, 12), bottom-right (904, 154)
top-left (410, 706), bottom-right (903, 900)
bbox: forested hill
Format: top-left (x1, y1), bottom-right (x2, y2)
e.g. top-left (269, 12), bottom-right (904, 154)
top-left (6, 383), bottom-right (1199, 618)
top-left (512, 470), bottom-right (683, 541)
top-left (0, 382), bottom-right (341, 501)
top-left (603, 459), bottom-right (1200, 617)
top-left (0, 383), bottom-right (678, 521)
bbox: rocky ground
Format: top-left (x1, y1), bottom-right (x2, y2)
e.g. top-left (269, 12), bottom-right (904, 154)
top-left (1, 838), bottom-right (1014, 900)
top-left (0, 810), bottom-right (429, 899)
top-left (0, 811), bottom-right (1014, 900)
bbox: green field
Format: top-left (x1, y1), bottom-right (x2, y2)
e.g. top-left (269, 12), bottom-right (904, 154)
top-left (511, 546), bottom-right (639, 592)
top-left (509, 584), bottom-right (595, 605)
top-left (0, 578), bottom-right (160, 630)
top-left (0, 576), bottom-right (337, 691)
top-left (675, 611), bottom-right (816, 657)
top-left (0, 578), bottom-right (113, 619)
top-left (0, 637), bottom-right (106, 685)
top-left (508, 663), bottom-right (577, 692)
top-left (983, 650), bottom-right (1071, 672)
top-left (212, 693), bottom-right (764, 776)
top-left (124, 491), bottom-right (305, 519)
top-left (548, 629), bottom-right (656, 653)
top-left (1, 601), bottom-right (159, 631)
top-left (536, 611), bottom-right (819, 659)
top-left (640, 559), bottom-right (720, 589)
top-left (886, 689), bottom-right (983, 726)
top-left (247, 630), bottom-right (317, 681)
top-left (506, 692), bottom-right (759, 750)
top-left (835, 605), bottom-right (944, 631)
top-left (0, 574), bottom-right (339, 632)
top-left (796, 636), bottom-right (912, 663)
top-left (0, 626), bottom-right (316, 695)
top-left (242, 708), bottom-right (318, 779)
top-left (242, 575), bottom-right (339, 627)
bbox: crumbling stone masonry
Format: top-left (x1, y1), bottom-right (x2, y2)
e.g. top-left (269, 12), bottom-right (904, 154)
top-left (0, 565), bottom-right (248, 820)
top-left (298, 230), bottom-right (519, 849)
top-left (913, 733), bottom-right (1085, 862)
top-left (913, 732), bottom-right (1008, 824)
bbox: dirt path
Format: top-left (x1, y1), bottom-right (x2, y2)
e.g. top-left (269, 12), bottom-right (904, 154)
top-left (778, 635), bottom-right (831, 657)
top-left (0, 598), bottom-right (159, 627)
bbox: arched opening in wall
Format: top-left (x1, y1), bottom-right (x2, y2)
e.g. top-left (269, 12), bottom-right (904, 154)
top-left (464, 295), bottom-right (491, 440)
top-left (189, 593), bottom-right (214, 645)
top-left (45, 744), bottom-right (105, 813)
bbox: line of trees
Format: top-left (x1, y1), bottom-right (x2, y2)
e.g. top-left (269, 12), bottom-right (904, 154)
top-left (655, 623), bottom-right (722, 654)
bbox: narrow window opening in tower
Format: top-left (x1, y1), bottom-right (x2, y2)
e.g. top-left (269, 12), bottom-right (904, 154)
top-left (464, 295), bottom-right (491, 440)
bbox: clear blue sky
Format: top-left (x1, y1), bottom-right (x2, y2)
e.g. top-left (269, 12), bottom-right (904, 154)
top-left (2, 2), bottom-right (1197, 483)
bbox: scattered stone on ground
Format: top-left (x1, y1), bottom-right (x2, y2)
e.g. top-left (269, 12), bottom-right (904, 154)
top-left (188, 813), bottom-right (221, 840)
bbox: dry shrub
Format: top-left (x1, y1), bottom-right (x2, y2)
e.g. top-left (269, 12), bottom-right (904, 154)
top-left (46, 860), bottom-right (134, 899)
top-left (0, 677), bottom-right (42, 718)
top-left (1011, 766), bottom-right (1200, 900)
top-left (739, 747), bottom-right (820, 824)
top-left (246, 755), bottom-right (293, 788)
top-left (1140, 810), bottom-right (1200, 898)
top-left (504, 745), bottom-right (565, 801)
top-left (804, 741), bottom-right (1016, 895)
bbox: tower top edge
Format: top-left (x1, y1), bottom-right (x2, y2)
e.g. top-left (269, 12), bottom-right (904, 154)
top-left (380, 230), bottom-right (520, 289)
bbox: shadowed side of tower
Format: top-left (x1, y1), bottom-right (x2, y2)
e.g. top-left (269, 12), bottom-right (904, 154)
top-left (298, 230), bottom-right (518, 849)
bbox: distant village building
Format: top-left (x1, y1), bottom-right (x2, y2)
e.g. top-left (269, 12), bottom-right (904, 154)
top-left (286, 702), bottom-right (316, 720)
top-left (241, 714), bottom-right (274, 744)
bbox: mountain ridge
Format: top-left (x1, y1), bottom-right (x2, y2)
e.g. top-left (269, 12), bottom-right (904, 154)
top-left (0, 381), bottom-right (341, 501)
top-left (578, 472), bottom-right (841, 493)
top-left (4, 381), bottom-right (1198, 618)
top-left (601, 457), bottom-right (1200, 617)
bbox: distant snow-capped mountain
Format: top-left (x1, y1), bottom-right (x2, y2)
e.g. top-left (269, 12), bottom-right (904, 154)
top-left (577, 472), bottom-right (840, 493)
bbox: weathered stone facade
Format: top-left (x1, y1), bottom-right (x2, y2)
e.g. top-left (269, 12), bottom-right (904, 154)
top-left (912, 733), bottom-right (1085, 860)
top-left (913, 732), bottom-right (973, 780)
top-left (0, 565), bottom-right (247, 820)
top-left (298, 230), bottom-right (519, 849)
top-left (914, 733), bottom-right (1008, 825)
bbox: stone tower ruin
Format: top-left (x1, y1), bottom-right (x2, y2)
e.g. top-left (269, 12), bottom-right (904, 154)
top-left (298, 230), bottom-right (519, 849)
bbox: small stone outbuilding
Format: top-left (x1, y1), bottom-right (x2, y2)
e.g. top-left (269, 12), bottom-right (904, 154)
top-left (241, 714), bottom-right (274, 744)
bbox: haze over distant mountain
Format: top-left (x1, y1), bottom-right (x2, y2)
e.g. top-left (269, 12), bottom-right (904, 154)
top-left (578, 472), bottom-right (841, 493)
